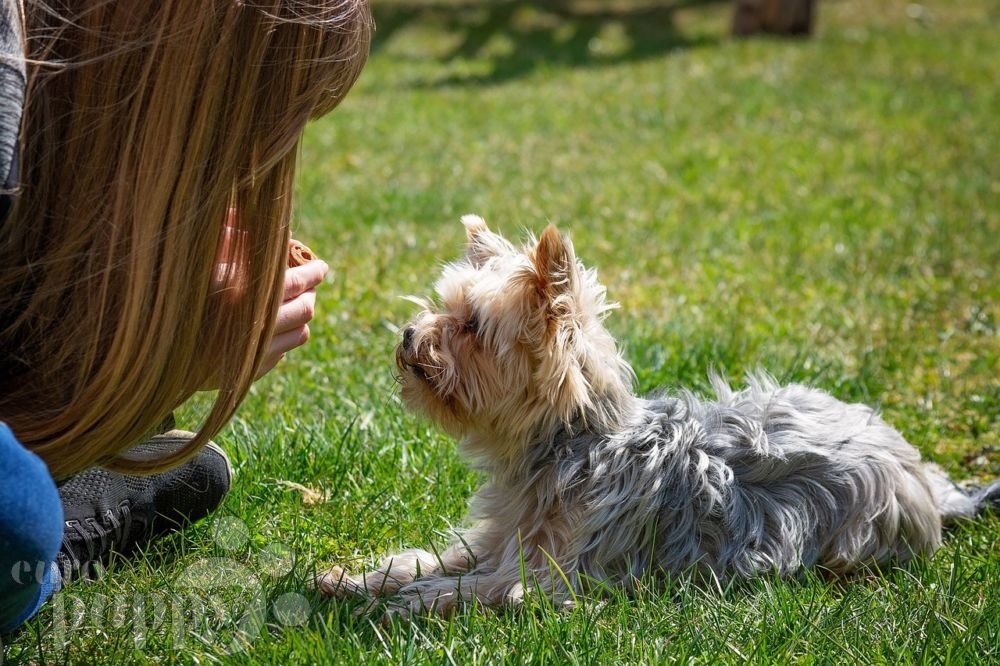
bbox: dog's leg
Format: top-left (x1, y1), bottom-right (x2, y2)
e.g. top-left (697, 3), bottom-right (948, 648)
top-left (317, 540), bottom-right (478, 600)
top-left (378, 515), bottom-right (585, 617)
top-left (383, 571), bottom-right (513, 619)
top-left (385, 562), bottom-right (576, 619)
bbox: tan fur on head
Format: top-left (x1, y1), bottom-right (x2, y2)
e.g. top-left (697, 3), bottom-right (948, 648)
top-left (396, 216), bottom-right (635, 467)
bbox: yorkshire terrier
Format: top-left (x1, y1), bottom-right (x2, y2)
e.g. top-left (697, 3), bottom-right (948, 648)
top-left (318, 216), bottom-right (999, 617)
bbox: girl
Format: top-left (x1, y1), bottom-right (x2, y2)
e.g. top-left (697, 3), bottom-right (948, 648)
top-left (1, 0), bottom-right (371, 631)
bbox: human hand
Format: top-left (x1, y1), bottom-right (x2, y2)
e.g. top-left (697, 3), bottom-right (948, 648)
top-left (257, 245), bottom-right (329, 378)
top-left (207, 221), bottom-right (328, 388)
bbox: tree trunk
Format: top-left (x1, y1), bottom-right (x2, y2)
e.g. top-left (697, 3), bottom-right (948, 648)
top-left (732, 0), bottom-right (816, 37)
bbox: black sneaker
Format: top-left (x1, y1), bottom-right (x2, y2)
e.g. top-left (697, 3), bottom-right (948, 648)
top-left (56, 430), bottom-right (233, 582)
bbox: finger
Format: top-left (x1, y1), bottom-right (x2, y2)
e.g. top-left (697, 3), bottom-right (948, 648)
top-left (255, 352), bottom-right (285, 380)
top-left (271, 323), bottom-right (311, 354)
top-left (264, 325), bottom-right (311, 366)
top-left (284, 261), bottom-right (329, 301)
top-left (255, 324), bottom-right (312, 379)
top-left (274, 289), bottom-right (316, 334)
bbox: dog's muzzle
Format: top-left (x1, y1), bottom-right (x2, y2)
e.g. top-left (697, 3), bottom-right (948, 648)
top-left (396, 326), bottom-right (428, 382)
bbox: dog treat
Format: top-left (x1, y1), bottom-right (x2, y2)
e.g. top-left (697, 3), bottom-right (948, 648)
top-left (288, 240), bottom-right (318, 267)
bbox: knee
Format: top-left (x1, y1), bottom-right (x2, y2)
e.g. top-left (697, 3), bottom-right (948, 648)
top-left (0, 423), bottom-right (64, 570)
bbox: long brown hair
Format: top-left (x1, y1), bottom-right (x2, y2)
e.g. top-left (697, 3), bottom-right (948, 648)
top-left (0, 0), bottom-right (371, 478)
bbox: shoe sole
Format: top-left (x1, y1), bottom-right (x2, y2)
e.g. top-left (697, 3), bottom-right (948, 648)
top-left (204, 440), bottom-right (234, 486)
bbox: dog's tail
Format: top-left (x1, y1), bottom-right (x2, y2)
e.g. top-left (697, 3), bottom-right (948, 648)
top-left (968, 479), bottom-right (1000, 515)
top-left (925, 464), bottom-right (1000, 523)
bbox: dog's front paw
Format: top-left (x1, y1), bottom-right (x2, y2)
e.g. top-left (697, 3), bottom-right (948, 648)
top-left (381, 585), bottom-right (460, 623)
top-left (316, 565), bottom-right (369, 600)
top-left (317, 563), bottom-right (427, 599)
top-left (383, 577), bottom-right (474, 621)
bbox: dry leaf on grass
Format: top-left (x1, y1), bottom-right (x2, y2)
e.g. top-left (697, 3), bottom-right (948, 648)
top-left (275, 479), bottom-right (331, 506)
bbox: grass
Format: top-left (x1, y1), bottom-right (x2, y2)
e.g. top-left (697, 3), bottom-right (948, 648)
top-left (4, 0), bottom-right (1000, 663)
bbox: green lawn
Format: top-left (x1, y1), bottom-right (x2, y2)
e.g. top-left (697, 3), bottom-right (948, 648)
top-left (5, 0), bottom-right (999, 663)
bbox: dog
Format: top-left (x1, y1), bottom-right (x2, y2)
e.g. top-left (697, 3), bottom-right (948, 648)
top-left (318, 215), bottom-right (999, 617)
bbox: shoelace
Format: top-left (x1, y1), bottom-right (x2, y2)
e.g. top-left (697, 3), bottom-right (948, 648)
top-left (60, 500), bottom-right (133, 572)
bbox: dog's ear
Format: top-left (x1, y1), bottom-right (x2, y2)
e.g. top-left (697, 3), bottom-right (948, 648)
top-left (462, 214), bottom-right (512, 267)
top-left (532, 224), bottom-right (577, 301)
top-left (462, 214), bottom-right (490, 238)
top-left (531, 225), bottom-right (586, 408)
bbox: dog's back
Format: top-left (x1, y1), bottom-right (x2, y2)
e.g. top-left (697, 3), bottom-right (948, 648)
top-left (528, 373), bottom-right (981, 582)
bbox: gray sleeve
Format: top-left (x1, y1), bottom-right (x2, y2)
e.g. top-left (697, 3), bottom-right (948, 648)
top-left (0, 0), bottom-right (24, 190)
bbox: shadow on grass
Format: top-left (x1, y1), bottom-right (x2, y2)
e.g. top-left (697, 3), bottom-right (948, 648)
top-left (372, 0), bottom-right (729, 87)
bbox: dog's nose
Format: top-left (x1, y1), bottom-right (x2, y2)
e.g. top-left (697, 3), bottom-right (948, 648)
top-left (402, 326), bottom-right (415, 350)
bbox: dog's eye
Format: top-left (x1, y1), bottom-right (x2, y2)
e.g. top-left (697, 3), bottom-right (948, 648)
top-left (463, 314), bottom-right (480, 334)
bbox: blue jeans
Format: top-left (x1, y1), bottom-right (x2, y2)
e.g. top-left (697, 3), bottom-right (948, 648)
top-left (0, 422), bottom-right (63, 632)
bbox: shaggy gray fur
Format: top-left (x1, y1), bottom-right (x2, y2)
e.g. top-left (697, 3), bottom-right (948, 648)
top-left (506, 372), bottom-right (978, 584)
top-left (320, 372), bottom-right (990, 618)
